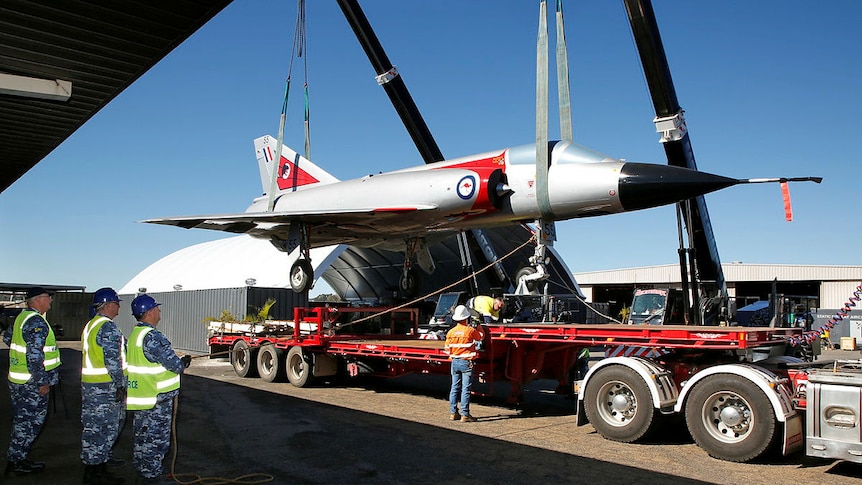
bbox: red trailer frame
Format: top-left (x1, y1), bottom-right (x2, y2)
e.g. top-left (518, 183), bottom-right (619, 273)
top-left (209, 305), bottom-right (803, 402)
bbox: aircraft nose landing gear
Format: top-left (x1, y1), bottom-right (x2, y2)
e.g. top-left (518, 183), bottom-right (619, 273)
top-left (514, 220), bottom-right (553, 295)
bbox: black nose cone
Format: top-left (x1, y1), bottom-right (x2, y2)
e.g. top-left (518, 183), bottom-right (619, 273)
top-left (618, 162), bottom-right (739, 212)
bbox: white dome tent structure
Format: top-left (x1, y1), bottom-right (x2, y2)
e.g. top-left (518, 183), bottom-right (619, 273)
top-left (115, 236), bottom-right (346, 352)
top-left (119, 235), bottom-right (345, 294)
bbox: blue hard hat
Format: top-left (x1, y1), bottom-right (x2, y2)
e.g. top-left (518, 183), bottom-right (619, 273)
top-left (92, 287), bottom-right (121, 306)
top-left (131, 294), bottom-right (161, 317)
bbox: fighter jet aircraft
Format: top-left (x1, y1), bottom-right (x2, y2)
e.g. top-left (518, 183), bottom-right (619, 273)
top-left (143, 135), bottom-right (819, 294)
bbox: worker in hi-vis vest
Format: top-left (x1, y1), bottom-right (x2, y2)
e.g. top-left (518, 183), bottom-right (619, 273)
top-left (125, 294), bottom-right (191, 483)
top-left (465, 295), bottom-right (503, 352)
top-left (445, 305), bottom-right (484, 423)
top-left (466, 295), bottom-right (504, 324)
top-left (80, 287), bottom-right (127, 485)
top-left (3, 287), bottom-right (61, 476)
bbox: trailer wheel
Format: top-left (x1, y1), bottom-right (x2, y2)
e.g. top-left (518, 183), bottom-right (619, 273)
top-left (583, 366), bottom-right (657, 442)
top-left (684, 374), bottom-right (777, 462)
top-left (257, 344), bottom-right (285, 383)
top-left (286, 346), bottom-right (314, 387)
top-left (230, 340), bottom-right (258, 378)
top-left (290, 259), bottom-right (314, 293)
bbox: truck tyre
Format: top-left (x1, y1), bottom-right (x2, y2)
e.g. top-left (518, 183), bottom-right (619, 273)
top-left (286, 346), bottom-right (314, 387)
top-left (684, 374), bottom-right (777, 462)
top-left (583, 365), bottom-right (657, 442)
top-left (257, 344), bottom-right (285, 383)
top-left (290, 259), bottom-right (314, 293)
top-left (231, 340), bottom-right (258, 378)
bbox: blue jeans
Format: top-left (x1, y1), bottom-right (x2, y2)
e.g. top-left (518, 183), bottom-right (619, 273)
top-left (449, 358), bottom-right (474, 415)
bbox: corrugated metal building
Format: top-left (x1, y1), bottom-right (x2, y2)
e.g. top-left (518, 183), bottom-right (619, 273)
top-left (7, 287), bottom-right (307, 355)
top-left (114, 287), bottom-right (308, 354)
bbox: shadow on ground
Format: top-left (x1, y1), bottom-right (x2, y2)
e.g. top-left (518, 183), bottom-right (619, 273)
top-left (0, 346), bottom-right (720, 484)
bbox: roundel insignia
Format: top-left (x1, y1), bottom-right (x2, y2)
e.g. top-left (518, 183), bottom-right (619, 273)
top-left (457, 175), bottom-right (476, 200)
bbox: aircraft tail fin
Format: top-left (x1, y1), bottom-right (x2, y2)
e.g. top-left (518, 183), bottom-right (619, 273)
top-left (254, 135), bottom-right (339, 196)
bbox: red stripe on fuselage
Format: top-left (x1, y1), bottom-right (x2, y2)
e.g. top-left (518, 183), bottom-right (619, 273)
top-left (434, 151), bottom-right (506, 216)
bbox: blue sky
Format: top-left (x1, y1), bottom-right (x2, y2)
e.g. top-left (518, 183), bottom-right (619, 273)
top-left (1, 1), bottom-right (860, 294)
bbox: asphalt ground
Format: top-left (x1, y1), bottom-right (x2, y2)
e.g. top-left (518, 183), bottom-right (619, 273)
top-left (1, 342), bottom-right (861, 485)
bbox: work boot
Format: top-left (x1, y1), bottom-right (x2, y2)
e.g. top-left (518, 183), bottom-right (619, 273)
top-left (5, 458), bottom-right (45, 475)
top-left (460, 414), bottom-right (477, 422)
top-left (449, 412), bottom-right (460, 421)
top-left (83, 463), bottom-right (125, 484)
top-left (99, 464), bottom-right (125, 485)
top-left (23, 458), bottom-right (45, 470)
top-left (83, 464), bottom-right (98, 483)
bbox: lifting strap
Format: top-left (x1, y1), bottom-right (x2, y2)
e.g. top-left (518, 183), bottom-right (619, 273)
top-left (535, 0), bottom-right (573, 219)
top-left (555, 0), bottom-right (574, 143)
top-left (268, 0), bottom-right (312, 211)
top-left (535, 0), bottom-right (553, 219)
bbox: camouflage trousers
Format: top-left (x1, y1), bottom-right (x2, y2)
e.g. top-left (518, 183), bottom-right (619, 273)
top-left (132, 394), bottom-right (175, 479)
top-left (81, 383), bottom-right (125, 465)
top-left (6, 381), bottom-right (49, 462)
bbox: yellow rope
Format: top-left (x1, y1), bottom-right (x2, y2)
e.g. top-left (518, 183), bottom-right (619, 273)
top-left (336, 234), bottom-right (537, 329)
top-left (167, 395), bottom-right (275, 484)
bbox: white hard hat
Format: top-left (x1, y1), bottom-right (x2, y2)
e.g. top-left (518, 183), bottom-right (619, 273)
top-left (452, 305), bottom-right (471, 322)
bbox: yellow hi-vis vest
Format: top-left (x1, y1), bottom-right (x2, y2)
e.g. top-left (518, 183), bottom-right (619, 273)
top-left (126, 326), bottom-right (179, 410)
top-left (8, 310), bottom-right (61, 384)
top-left (469, 296), bottom-right (500, 321)
top-left (81, 315), bottom-right (127, 384)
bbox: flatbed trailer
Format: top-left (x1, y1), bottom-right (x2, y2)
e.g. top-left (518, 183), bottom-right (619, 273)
top-left (209, 305), bottom-right (862, 464)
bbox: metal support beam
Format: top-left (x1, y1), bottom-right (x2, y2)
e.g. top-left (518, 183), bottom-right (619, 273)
top-left (0, 72), bottom-right (71, 102)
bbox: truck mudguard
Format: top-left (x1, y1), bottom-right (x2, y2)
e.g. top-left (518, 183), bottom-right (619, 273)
top-left (674, 363), bottom-right (797, 422)
top-left (580, 356), bottom-right (680, 412)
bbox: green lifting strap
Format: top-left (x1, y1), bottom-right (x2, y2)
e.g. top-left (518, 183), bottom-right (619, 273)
top-left (269, 0), bottom-right (311, 212)
top-left (536, 0), bottom-right (573, 220)
top-left (535, 0), bottom-right (554, 220)
top-left (556, 0), bottom-right (573, 144)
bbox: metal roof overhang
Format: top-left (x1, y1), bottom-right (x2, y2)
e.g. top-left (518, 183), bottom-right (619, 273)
top-left (0, 0), bottom-right (233, 194)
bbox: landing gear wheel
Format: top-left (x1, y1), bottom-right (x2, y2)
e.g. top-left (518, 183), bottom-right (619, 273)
top-left (399, 268), bottom-right (420, 297)
top-left (583, 366), bottom-right (657, 442)
top-left (257, 344), bottom-right (285, 383)
top-left (286, 346), bottom-right (314, 388)
top-left (684, 374), bottom-right (777, 462)
top-left (514, 266), bottom-right (538, 292)
top-left (230, 339), bottom-right (258, 378)
top-left (290, 259), bottom-right (314, 293)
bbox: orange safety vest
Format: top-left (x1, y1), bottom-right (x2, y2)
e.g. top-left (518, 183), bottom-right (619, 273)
top-left (445, 323), bottom-right (483, 360)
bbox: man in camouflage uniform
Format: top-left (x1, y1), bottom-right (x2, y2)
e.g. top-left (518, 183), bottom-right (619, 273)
top-left (126, 294), bottom-right (190, 483)
top-left (3, 287), bottom-right (61, 476)
top-left (81, 288), bottom-right (127, 484)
